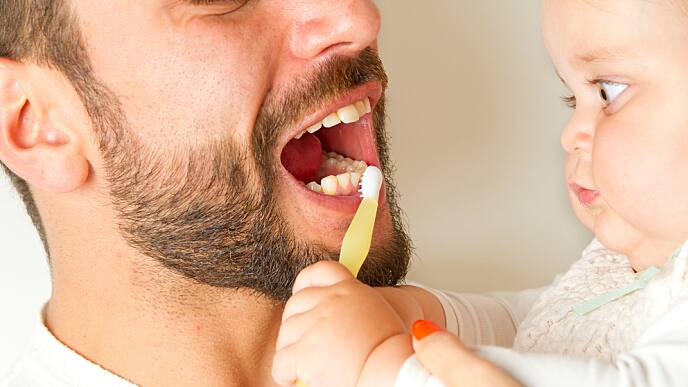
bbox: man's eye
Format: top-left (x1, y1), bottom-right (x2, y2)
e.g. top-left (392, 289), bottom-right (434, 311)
top-left (191, 0), bottom-right (249, 13)
top-left (597, 81), bottom-right (628, 105)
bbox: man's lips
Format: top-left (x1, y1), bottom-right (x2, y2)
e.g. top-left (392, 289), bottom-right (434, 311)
top-left (277, 110), bottom-right (384, 213)
top-left (570, 183), bottom-right (599, 207)
top-left (275, 82), bottom-right (383, 212)
top-left (276, 82), bottom-right (383, 155)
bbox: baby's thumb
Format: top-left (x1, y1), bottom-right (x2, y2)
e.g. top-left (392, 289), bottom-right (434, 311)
top-left (411, 320), bottom-right (474, 382)
top-left (292, 260), bottom-right (354, 294)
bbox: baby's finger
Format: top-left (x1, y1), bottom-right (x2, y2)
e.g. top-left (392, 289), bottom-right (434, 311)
top-left (293, 260), bottom-right (354, 294)
top-left (412, 320), bottom-right (522, 387)
top-left (413, 325), bottom-right (474, 382)
top-left (282, 286), bottom-right (334, 323)
top-left (276, 311), bottom-right (320, 352)
top-left (272, 342), bottom-right (300, 387)
top-left (272, 342), bottom-right (315, 387)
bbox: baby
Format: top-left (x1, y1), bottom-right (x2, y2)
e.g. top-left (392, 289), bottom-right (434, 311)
top-left (272, 0), bottom-right (688, 386)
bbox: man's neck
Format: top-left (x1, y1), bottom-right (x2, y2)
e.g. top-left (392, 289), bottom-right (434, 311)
top-left (47, 254), bottom-right (284, 387)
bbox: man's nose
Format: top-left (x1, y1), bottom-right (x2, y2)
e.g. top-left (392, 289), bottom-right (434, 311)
top-left (286, 0), bottom-right (381, 60)
top-left (561, 111), bottom-right (595, 155)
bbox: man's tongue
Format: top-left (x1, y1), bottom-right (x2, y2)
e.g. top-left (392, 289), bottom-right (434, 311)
top-left (281, 131), bottom-right (370, 196)
top-left (281, 133), bottom-right (323, 183)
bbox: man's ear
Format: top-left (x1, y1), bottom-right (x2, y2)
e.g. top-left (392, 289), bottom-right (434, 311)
top-left (0, 62), bottom-right (89, 193)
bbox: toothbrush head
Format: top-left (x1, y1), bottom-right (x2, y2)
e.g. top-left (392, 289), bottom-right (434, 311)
top-left (359, 166), bottom-right (383, 200)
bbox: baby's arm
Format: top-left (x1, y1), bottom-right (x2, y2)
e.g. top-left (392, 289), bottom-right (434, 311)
top-left (377, 285), bottom-right (547, 347)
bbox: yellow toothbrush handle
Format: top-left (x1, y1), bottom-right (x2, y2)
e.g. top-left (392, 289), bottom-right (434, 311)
top-left (339, 198), bottom-right (378, 277)
top-left (296, 196), bottom-right (379, 387)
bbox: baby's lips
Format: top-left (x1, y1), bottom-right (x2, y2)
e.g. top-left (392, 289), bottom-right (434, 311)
top-left (570, 183), bottom-right (600, 207)
top-left (578, 189), bottom-right (600, 206)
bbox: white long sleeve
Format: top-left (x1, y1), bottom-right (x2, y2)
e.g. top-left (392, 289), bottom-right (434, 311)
top-left (416, 284), bottom-right (547, 347)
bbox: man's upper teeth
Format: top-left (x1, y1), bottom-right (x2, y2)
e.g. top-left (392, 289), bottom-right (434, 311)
top-left (322, 112), bottom-right (341, 128)
top-left (306, 122), bottom-right (322, 134)
top-left (294, 97), bottom-right (371, 139)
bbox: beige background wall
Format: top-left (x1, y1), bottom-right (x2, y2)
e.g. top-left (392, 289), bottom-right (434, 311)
top-left (0, 0), bottom-right (591, 372)
top-left (376, 0), bottom-right (592, 292)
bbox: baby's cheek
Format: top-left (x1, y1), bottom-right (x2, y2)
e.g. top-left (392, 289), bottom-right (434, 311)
top-left (597, 145), bottom-right (688, 239)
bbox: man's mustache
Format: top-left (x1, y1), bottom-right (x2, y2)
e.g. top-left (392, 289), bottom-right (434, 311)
top-left (252, 47), bottom-right (388, 174)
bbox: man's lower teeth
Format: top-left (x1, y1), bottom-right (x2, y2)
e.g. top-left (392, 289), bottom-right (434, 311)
top-left (306, 152), bottom-right (368, 196)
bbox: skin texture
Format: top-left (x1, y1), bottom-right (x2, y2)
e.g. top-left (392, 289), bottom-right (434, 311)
top-left (0, 1), bottom-right (411, 386)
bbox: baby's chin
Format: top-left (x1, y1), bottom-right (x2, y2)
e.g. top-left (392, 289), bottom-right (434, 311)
top-left (589, 210), bottom-right (679, 269)
top-left (586, 206), bottom-right (627, 247)
top-left (571, 199), bottom-right (638, 254)
top-left (569, 198), bottom-right (597, 233)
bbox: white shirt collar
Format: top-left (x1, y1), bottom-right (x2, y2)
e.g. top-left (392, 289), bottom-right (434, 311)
top-left (14, 306), bottom-right (137, 387)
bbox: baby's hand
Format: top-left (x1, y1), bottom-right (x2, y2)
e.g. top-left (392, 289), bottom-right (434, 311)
top-left (272, 261), bottom-right (414, 387)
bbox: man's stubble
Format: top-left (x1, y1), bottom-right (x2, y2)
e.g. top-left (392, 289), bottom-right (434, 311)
top-left (79, 48), bottom-right (412, 302)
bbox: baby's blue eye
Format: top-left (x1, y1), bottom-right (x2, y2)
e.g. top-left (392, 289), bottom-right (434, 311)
top-left (598, 81), bottom-right (628, 104)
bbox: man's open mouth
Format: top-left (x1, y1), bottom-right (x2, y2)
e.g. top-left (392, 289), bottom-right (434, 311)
top-left (280, 91), bottom-right (380, 198)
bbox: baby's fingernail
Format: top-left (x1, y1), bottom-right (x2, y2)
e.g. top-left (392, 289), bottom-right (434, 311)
top-left (412, 320), bottom-right (442, 340)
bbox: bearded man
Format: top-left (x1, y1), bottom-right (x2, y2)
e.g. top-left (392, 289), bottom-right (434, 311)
top-left (0, 1), bottom-right (412, 385)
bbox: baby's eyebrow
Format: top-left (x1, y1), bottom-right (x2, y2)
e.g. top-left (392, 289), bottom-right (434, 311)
top-left (574, 46), bottom-right (634, 64)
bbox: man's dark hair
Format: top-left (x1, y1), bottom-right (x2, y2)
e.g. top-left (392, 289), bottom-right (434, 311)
top-left (1, 0), bottom-right (92, 253)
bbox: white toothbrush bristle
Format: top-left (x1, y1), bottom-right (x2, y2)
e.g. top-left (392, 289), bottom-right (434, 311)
top-left (359, 166), bottom-right (383, 200)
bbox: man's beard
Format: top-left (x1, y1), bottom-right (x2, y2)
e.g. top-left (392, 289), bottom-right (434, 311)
top-left (82, 48), bottom-right (412, 302)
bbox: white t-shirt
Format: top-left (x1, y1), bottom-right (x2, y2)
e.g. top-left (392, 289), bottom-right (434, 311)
top-left (1, 311), bottom-right (136, 387)
top-left (398, 240), bottom-right (688, 387)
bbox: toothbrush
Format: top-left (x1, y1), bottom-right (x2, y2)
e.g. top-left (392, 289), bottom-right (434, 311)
top-left (296, 166), bottom-right (384, 387)
top-left (338, 165), bottom-right (384, 277)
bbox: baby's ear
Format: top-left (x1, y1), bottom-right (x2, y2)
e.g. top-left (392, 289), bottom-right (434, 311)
top-left (0, 61), bottom-right (89, 193)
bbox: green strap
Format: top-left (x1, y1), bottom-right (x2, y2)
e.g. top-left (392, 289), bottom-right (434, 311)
top-left (572, 266), bottom-right (661, 316)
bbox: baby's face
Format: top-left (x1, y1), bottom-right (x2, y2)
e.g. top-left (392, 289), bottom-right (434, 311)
top-left (543, 0), bottom-right (688, 268)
